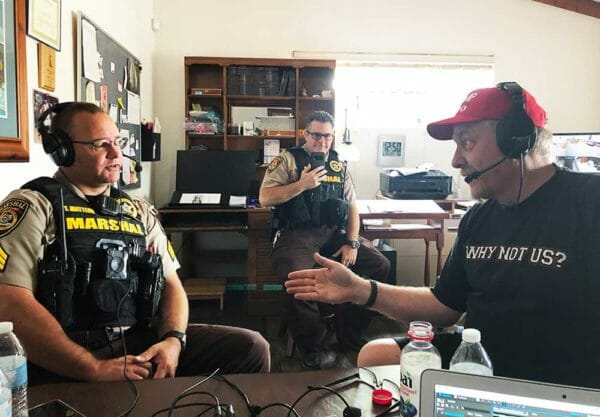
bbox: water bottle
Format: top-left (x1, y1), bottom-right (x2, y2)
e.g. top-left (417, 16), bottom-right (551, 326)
top-left (400, 321), bottom-right (441, 417)
top-left (449, 328), bottom-right (493, 376)
top-left (0, 323), bottom-right (27, 417)
top-left (0, 369), bottom-right (11, 417)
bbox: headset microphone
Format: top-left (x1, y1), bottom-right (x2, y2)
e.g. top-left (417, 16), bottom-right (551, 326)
top-left (122, 154), bottom-right (143, 173)
top-left (464, 156), bottom-right (508, 184)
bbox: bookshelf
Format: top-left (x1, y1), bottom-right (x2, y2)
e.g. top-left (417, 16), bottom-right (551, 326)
top-left (184, 56), bottom-right (335, 159)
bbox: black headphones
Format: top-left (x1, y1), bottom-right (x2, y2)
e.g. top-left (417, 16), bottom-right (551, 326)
top-left (37, 102), bottom-right (77, 167)
top-left (495, 82), bottom-right (537, 159)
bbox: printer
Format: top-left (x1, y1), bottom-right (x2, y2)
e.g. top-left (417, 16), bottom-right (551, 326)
top-left (380, 168), bottom-right (452, 199)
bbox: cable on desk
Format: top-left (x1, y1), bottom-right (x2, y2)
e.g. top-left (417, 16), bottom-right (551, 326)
top-left (257, 402), bottom-right (301, 416)
top-left (151, 402), bottom-right (233, 417)
top-left (213, 374), bottom-right (253, 414)
top-left (166, 369), bottom-right (220, 417)
top-left (287, 385), bottom-right (359, 417)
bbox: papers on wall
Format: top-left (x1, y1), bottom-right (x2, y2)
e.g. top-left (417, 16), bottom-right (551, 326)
top-left (179, 193), bottom-right (221, 205)
top-left (263, 139), bottom-right (280, 164)
top-left (82, 19), bottom-right (101, 82)
top-left (127, 91), bottom-right (140, 124)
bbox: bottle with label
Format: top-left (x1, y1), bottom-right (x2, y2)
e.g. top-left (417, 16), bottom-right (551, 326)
top-left (400, 321), bottom-right (441, 417)
top-left (0, 368), bottom-right (11, 417)
top-left (449, 328), bottom-right (493, 376)
top-left (0, 323), bottom-right (27, 417)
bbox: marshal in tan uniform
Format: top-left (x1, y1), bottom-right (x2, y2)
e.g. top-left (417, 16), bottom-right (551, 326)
top-left (260, 111), bottom-right (390, 369)
top-left (0, 102), bottom-right (270, 385)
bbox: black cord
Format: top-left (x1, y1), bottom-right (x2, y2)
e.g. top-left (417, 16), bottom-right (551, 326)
top-left (323, 372), bottom-right (359, 387)
top-left (115, 274), bottom-right (139, 417)
top-left (167, 369), bottom-right (220, 417)
top-left (258, 402), bottom-right (301, 416)
top-left (151, 402), bottom-right (227, 417)
top-left (213, 374), bottom-right (253, 414)
top-left (516, 153), bottom-right (525, 204)
top-left (287, 385), bottom-right (351, 417)
top-left (359, 367), bottom-right (380, 387)
top-left (166, 391), bottom-right (219, 417)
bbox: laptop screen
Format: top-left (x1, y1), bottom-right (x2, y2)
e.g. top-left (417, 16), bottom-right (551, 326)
top-left (420, 369), bottom-right (600, 417)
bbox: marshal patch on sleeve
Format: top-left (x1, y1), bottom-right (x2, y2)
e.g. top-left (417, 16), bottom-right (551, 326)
top-left (267, 156), bottom-right (283, 172)
top-left (0, 198), bottom-right (30, 238)
top-left (0, 244), bottom-right (8, 272)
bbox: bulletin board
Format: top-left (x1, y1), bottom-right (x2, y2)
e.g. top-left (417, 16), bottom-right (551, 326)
top-left (76, 13), bottom-right (142, 189)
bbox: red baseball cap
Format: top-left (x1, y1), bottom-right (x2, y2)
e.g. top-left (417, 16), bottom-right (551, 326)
top-left (427, 84), bottom-right (547, 140)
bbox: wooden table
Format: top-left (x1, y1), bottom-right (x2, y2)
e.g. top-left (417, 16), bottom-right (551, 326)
top-left (357, 200), bottom-right (450, 287)
top-left (29, 366), bottom-right (400, 417)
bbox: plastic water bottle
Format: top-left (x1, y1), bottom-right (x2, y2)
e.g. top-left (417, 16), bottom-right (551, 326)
top-left (0, 323), bottom-right (27, 417)
top-left (400, 321), bottom-right (441, 417)
top-left (449, 328), bottom-right (493, 376)
top-left (0, 369), bottom-right (11, 417)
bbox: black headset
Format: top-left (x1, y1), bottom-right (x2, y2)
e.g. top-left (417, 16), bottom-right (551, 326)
top-left (37, 102), bottom-right (77, 167)
top-left (495, 81), bottom-right (537, 159)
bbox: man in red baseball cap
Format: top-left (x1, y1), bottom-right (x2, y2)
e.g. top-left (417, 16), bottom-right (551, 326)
top-left (285, 82), bottom-right (600, 390)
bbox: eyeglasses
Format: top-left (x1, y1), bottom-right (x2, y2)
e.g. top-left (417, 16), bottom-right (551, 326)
top-left (71, 136), bottom-right (128, 150)
top-left (306, 131), bottom-right (335, 141)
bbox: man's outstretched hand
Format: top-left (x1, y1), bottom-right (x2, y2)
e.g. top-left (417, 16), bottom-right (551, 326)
top-left (285, 253), bottom-right (367, 305)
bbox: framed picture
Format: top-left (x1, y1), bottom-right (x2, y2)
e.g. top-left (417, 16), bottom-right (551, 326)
top-left (32, 89), bottom-right (58, 142)
top-left (377, 134), bottom-right (406, 166)
top-left (0, 0), bottom-right (29, 162)
top-left (27, 0), bottom-right (61, 50)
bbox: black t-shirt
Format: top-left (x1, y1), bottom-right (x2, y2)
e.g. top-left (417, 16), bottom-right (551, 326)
top-left (432, 167), bottom-right (600, 387)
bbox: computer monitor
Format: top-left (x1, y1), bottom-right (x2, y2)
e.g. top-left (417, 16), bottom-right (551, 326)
top-left (175, 150), bottom-right (258, 195)
top-left (420, 369), bottom-right (600, 416)
top-left (551, 132), bottom-right (600, 173)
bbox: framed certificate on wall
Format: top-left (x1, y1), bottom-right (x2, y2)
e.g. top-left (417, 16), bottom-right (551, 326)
top-left (377, 134), bottom-right (406, 166)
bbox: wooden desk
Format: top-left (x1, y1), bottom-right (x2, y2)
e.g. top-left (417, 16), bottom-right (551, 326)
top-left (158, 207), bottom-right (279, 315)
top-left (357, 200), bottom-right (450, 287)
top-left (29, 366), bottom-right (399, 417)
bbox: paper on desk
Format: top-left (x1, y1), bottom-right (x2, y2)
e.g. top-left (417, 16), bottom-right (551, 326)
top-left (229, 195), bottom-right (246, 207)
top-left (180, 193), bottom-right (221, 204)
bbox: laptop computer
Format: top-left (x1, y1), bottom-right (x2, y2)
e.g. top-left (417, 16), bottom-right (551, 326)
top-left (420, 369), bottom-right (600, 416)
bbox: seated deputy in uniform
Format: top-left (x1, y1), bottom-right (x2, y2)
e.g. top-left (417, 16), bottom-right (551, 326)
top-left (0, 102), bottom-right (270, 384)
top-left (259, 110), bottom-right (390, 369)
top-left (285, 83), bottom-right (600, 388)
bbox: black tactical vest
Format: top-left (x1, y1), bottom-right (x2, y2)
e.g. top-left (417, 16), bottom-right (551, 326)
top-left (25, 177), bottom-right (148, 331)
top-left (277, 147), bottom-right (348, 229)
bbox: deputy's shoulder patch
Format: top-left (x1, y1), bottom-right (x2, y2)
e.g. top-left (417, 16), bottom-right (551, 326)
top-left (267, 156), bottom-right (283, 172)
top-left (329, 160), bottom-right (343, 173)
top-left (0, 243), bottom-right (9, 272)
top-left (0, 198), bottom-right (30, 238)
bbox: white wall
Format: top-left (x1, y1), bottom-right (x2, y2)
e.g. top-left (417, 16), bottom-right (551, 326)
top-left (152, 0), bottom-right (600, 207)
top-left (0, 0), bottom-right (155, 201)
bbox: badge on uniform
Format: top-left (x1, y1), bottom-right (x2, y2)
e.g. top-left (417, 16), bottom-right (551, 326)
top-left (0, 198), bottom-right (30, 238)
top-left (329, 160), bottom-right (343, 173)
top-left (268, 156), bottom-right (283, 172)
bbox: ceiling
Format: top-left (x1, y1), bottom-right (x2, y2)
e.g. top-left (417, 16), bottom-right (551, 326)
top-left (532, 0), bottom-right (600, 19)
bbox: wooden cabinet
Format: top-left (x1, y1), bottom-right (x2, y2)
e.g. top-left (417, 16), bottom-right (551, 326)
top-left (184, 57), bottom-right (335, 157)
